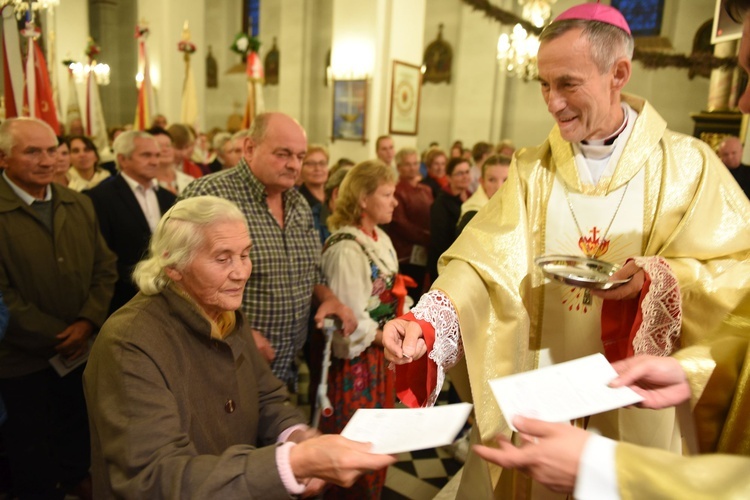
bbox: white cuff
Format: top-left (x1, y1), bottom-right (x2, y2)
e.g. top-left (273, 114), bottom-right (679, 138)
top-left (574, 434), bottom-right (620, 500)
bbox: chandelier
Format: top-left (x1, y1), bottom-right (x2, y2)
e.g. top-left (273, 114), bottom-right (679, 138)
top-left (0, 0), bottom-right (60, 18)
top-left (497, 0), bottom-right (556, 80)
top-left (69, 62), bottom-right (111, 86)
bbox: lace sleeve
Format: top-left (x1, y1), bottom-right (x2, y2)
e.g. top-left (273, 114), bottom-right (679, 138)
top-left (411, 290), bottom-right (464, 406)
top-left (632, 256), bottom-right (682, 356)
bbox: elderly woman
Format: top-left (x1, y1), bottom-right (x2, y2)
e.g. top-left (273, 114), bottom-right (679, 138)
top-left (66, 135), bottom-right (111, 191)
top-left (320, 160), bottom-right (409, 499)
top-left (83, 196), bottom-right (394, 499)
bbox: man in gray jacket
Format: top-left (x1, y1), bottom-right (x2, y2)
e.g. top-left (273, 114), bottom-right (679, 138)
top-left (0, 117), bottom-right (116, 498)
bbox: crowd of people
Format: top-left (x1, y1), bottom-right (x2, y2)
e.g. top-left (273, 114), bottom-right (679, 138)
top-left (2, 1), bottom-right (750, 499)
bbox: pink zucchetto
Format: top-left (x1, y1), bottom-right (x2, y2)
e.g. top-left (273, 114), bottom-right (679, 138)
top-left (553, 2), bottom-right (631, 35)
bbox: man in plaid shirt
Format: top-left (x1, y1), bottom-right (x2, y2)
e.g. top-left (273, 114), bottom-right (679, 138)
top-left (181, 113), bottom-right (356, 384)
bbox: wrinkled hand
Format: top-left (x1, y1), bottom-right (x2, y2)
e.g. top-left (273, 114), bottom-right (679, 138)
top-left (301, 478), bottom-right (327, 498)
top-left (289, 435), bottom-right (397, 487)
top-left (252, 329), bottom-right (276, 364)
top-left (382, 318), bottom-right (427, 365)
top-left (472, 417), bottom-right (589, 494)
top-left (55, 319), bottom-right (94, 360)
top-left (288, 427), bottom-right (321, 444)
top-left (609, 355), bottom-right (690, 409)
top-left (315, 299), bottom-right (357, 336)
top-left (591, 260), bottom-right (645, 301)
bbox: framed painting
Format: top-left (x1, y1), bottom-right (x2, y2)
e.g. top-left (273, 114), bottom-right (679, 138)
top-left (332, 79), bottom-right (367, 143)
top-left (389, 60), bottom-right (422, 136)
top-left (711, 0), bottom-right (743, 44)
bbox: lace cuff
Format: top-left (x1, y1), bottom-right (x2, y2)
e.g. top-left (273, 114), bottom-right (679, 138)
top-left (411, 290), bottom-right (464, 406)
top-left (631, 256), bottom-right (682, 356)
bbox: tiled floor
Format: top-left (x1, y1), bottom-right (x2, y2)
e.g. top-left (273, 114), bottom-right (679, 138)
top-left (297, 358), bottom-right (465, 500)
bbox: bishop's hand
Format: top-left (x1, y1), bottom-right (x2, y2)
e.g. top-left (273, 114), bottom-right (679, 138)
top-left (382, 318), bottom-right (427, 365)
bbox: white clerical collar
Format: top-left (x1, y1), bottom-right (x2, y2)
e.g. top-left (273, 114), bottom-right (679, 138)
top-left (2, 170), bottom-right (51, 205)
top-left (121, 171), bottom-right (159, 192)
top-left (581, 103), bottom-right (629, 147)
top-left (572, 103), bottom-right (638, 185)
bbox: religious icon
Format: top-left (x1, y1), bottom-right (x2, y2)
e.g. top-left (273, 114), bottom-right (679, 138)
top-left (423, 24), bottom-right (452, 84)
top-left (264, 37), bottom-right (279, 86)
top-left (389, 60), bottom-right (422, 135)
top-left (331, 79), bottom-right (367, 143)
top-left (206, 45), bottom-right (218, 88)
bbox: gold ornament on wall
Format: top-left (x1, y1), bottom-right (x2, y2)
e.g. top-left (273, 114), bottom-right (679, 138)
top-left (422, 24), bottom-right (452, 84)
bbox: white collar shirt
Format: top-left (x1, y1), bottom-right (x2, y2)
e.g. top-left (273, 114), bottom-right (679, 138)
top-left (120, 172), bottom-right (161, 232)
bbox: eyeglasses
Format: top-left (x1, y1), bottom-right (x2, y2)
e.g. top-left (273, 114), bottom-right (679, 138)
top-left (303, 160), bottom-right (328, 168)
top-left (451, 170), bottom-right (471, 177)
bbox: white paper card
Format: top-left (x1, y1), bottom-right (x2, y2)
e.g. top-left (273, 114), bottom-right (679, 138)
top-left (48, 340), bottom-right (92, 377)
top-left (488, 353), bottom-right (644, 431)
top-left (340, 403), bottom-right (473, 454)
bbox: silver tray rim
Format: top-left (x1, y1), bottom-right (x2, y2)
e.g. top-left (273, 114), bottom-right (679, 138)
top-left (534, 254), bottom-right (630, 290)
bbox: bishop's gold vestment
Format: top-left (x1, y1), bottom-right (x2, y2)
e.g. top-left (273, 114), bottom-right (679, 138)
top-left (616, 332), bottom-right (750, 499)
top-left (432, 95), bottom-right (750, 498)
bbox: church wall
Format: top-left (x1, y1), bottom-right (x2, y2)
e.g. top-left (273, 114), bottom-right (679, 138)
top-left (448, 3), bottom-right (504, 150)
top-left (301, 0), bottom-right (334, 145)
top-left (383, 0), bottom-right (426, 156)
top-left (203, 0), bottom-right (246, 132)
top-left (418, 0), bottom-right (461, 153)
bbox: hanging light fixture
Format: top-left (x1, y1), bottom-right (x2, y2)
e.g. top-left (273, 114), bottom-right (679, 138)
top-left (1, 0), bottom-right (60, 18)
top-left (497, 0), bottom-right (556, 81)
top-left (69, 61), bottom-right (111, 86)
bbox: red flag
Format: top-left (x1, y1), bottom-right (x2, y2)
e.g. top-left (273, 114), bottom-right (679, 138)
top-left (28, 39), bottom-right (60, 134)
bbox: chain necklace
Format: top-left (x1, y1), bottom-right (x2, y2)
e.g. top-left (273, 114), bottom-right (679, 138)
top-left (562, 182), bottom-right (630, 305)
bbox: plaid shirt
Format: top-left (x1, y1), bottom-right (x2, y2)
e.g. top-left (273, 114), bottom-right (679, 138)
top-left (180, 160), bottom-right (322, 383)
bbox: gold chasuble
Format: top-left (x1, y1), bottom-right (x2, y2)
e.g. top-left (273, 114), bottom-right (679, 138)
top-left (433, 95), bottom-right (750, 498)
top-left (617, 332), bottom-right (750, 499)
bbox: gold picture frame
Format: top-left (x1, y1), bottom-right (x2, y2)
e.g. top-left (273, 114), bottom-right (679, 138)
top-left (389, 60), bottom-right (422, 136)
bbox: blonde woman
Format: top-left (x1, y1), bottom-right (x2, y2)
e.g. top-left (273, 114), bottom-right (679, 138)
top-left (320, 160), bottom-right (411, 499)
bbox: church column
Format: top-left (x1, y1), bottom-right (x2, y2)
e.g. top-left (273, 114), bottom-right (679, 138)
top-left (327, 0), bottom-right (426, 163)
top-left (707, 40), bottom-right (738, 111)
top-left (89, 0), bottom-right (137, 128)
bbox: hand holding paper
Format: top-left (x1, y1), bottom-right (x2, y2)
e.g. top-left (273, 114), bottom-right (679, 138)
top-left (340, 403), bottom-right (473, 454)
top-left (488, 354), bottom-right (644, 430)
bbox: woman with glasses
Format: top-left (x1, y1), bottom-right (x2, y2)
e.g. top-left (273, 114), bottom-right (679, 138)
top-left (427, 157), bottom-right (472, 283)
top-left (299, 145), bottom-right (330, 244)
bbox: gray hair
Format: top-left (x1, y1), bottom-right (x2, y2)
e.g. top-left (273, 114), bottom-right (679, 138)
top-left (395, 147), bottom-right (419, 166)
top-left (0, 117), bottom-right (57, 155)
top-left (248, 113), bottom-right (273, 143)
top-left (112, 131), bottom-right (156, 162)
top-left (232, 129), bottom-right (251, 142)
top-left (539, 19), bottom-right (634, 74)
top-left (212, 132), bottom-right (233, 151)
top-left (133, 196), bottom-right (249, 295)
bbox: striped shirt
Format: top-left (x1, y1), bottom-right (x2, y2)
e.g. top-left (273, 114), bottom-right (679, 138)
top-left (180, 159), bottom-right (323, 383)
